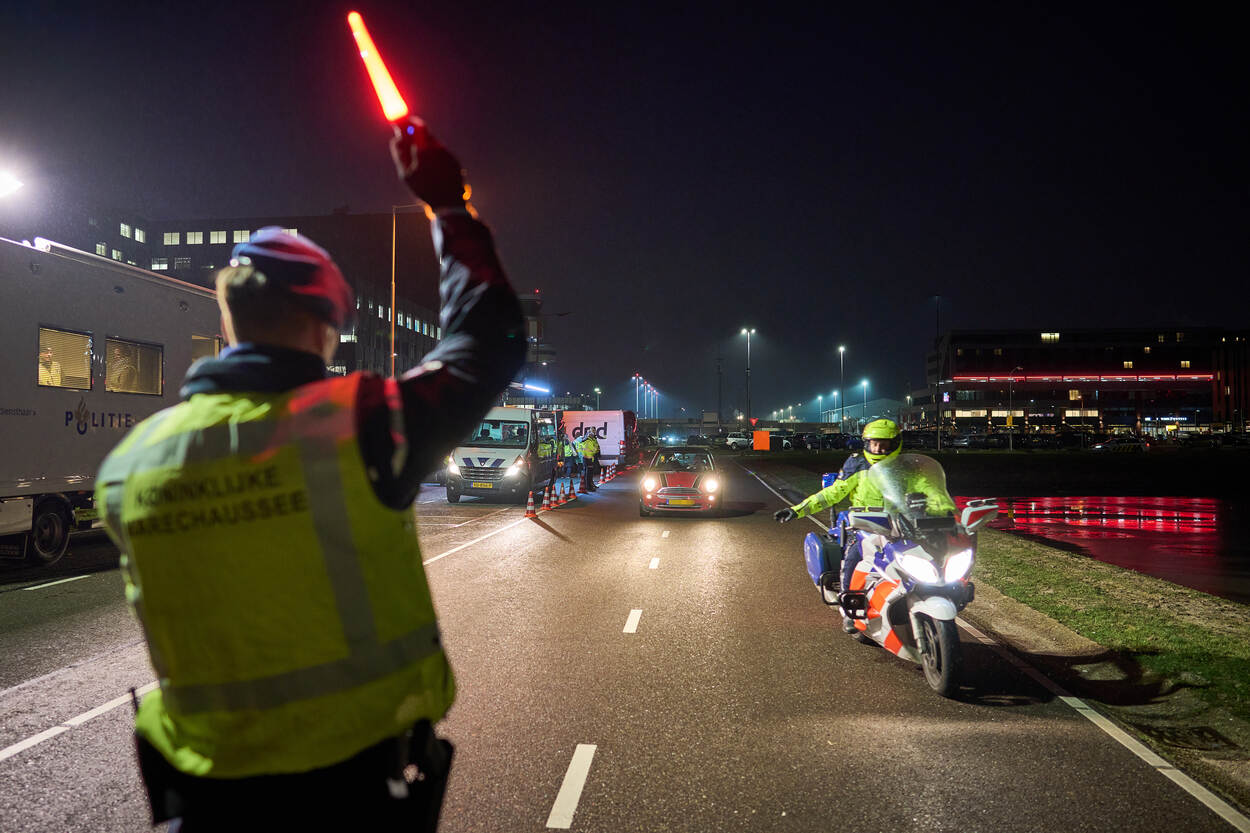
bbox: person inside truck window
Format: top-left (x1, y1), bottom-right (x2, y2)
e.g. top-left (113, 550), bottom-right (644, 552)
top-left (107, 345), bottom-right (138, 392)
top-left (477, 425), bottom-right (492, 440)
top-left (38, 345), bottom-right (62, 387)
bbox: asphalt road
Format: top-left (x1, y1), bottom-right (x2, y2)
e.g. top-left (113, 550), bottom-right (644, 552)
top-left (0, 465), bottom-right (1242, 831)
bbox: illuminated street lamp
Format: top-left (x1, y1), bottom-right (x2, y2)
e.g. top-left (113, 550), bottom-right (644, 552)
top-left (0, 172), bottom-right (22, 199)
top-left (740, 328), bottom-right (756, 425)
top-left (633, 373), bottom-right (641, 414)
top-left (594, 386), bottom-right (602, 409)
top-left (817, 394), bottom-right (823, 423)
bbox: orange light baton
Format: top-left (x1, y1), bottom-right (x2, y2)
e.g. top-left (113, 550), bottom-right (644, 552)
top-left (348, 11), bottom-right (410, 122)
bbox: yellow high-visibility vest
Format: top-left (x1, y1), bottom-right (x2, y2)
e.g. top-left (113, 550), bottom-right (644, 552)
top-left (96, 373), bottom-right (453, 778)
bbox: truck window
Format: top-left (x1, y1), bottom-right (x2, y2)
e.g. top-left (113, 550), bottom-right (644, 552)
top-left (464, 420), bottom-right (530, 448)
top-left (191, 334), bottom-right (222, 363)
top-left (105, 337), bottom-right (163, 395)
top-left (37, 327), bottom-right (93, 389)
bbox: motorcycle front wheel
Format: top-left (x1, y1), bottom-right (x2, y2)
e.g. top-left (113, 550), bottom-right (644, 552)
top-left (919, 615), bottom-right (962, 698)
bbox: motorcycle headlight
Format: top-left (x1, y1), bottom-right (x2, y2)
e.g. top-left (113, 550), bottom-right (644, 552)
top-left (447, 458), bottom-right (460, 475)
top-left (898, 553), bottom-right (941, 584)
top-left (642, 476), bottom-right (658, 492)
top-left (943, 549), bottom-right (974, 583)
top-left (702, 477), bottom-right (719, 493)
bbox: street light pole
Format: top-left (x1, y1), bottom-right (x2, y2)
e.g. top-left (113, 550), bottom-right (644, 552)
top-left (861, 379), bottom-right (868, 429)
top-left (594, 386), bottom-right (601, 409)
top-left (818, 394), bottom-right (823, 423)
top-left (741, 328), bottom-right (755, 425)
top-left (838, 346), bottom-right (846, 433)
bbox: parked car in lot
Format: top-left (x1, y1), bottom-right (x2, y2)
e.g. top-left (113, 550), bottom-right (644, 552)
top-left (639, 446), bottom-right (723, 516)
top-left (768, 434), bottom-right (793, 450)
top-left (724, 431), bottom-right (752, 450)
top-left (1091, 437), bottom-right (1150, 452)
top-left (900, 430), bottom-right (937, 449)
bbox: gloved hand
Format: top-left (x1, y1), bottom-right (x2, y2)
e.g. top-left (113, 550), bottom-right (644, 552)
top-left (389, 117), bottom-right (467, 210)
top-left (773, 508), bottom-right (797, 523)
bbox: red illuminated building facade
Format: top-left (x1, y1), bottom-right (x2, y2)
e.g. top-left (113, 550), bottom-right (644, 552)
top-left (909, 328), bottom-right (1246, 436)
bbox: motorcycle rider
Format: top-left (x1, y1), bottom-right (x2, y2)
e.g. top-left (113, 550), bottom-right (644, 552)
top-left (773, 419), bottom-right (903, 632)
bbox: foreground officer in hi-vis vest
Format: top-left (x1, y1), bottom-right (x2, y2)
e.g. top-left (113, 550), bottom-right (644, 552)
top-left (96, 118), bottom-right (524, 830)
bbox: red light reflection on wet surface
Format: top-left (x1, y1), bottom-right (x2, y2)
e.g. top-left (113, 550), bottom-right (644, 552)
top-left (955, 496), bottom-right (1249, 604)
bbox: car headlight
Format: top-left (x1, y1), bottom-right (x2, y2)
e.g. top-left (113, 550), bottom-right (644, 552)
top-left (702, 477), bottom-right (719, 493)
top-left (943, 549), bottom-right (974, 583)
top-left (643, 476), bottom-right (658, 491)
top-left (447, 458), bottom-right (460, 475)
top-left (898, 553), bottom-right (940, 584)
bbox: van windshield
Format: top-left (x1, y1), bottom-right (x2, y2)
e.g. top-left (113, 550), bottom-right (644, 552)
top-left (463, 420), bottom-right (530, 449)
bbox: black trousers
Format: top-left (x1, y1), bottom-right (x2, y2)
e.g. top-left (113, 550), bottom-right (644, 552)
top-left (136, 721), bottom-right (452, 831)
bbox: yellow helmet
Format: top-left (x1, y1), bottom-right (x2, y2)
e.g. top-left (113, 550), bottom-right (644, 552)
top-left (861, 418), bottom-right (902, 465)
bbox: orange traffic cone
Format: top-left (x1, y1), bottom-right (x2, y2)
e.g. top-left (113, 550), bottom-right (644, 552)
top-left (577, 469), bottom-right (587, 494)
top-left (525, 491), bottom-right (537, 517)
top-left (540, 488), bottom-right (550, 511)
top-left (555, 483), bottom-right (566, 506)
top-left (567, 479), bottom-right (577, 502)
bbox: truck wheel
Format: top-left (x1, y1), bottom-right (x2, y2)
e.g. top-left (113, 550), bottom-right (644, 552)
top-left (27, 501), bottom-right (70, 566)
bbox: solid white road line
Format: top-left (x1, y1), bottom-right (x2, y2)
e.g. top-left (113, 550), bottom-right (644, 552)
top-left (623, 609), bottom-right (642, 634)
top-left (0, 681), bottom-right (158, 765)
top-left (744, 460), bottom-right (1250, 832)
top-left (649, 558), bottom-right (660, 570)
top-left (421, 517), bottom-right (532, 566)
top-left (738, 465), bottom-right (825, 531)
top-left (546, 744), bottom-right (597, 829)
top-left (22, 575), bottom-right (90, 591)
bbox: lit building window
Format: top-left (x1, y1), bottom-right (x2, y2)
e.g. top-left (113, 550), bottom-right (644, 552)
top-left (186, 231), bottom-right (203, 245)
top-left (120, 222), bottom-right (132, 238)
top-left (151, 257), bottom-right (168, 271)
top-left (1157, 334), bottom-right (1165, 343)
top-left (283, 228), bottom-right (298, 236)
top-left (955, 348), bottom-right (963, 356)
top-left (233, 229), bottom-right (250, 243)
top-left (135, 228), bottom-right (146, 243)
top-left (163, 231), bottom-right (180, 245)
top-left (422, 321), bottom-right (428, 335)
top-left (1144, 346), bottom-right (1151, 354)
top-left (1041, 332), bottom-right (1060, 343)
top-left (95, 242), bottom-right (107, 256)
top-left (210, 230), bottom-right (227, 244)
top-left (993, 348), bottom-right (1003, 356)
top-left (1068, 390), bottom-right (1082, 401)
top-left (1123, 361), bottom-right (1133, 369)
top-left (174, 256), bottom-right (191, 269)
top-left (1181, 360), bottom-right (1190, 368)
top-left (436, 327), bottom-right (441, 339)
top-left (112, 249), bottom-right (122, 261)
top-left (1176, 332), bottom-right (1185, 342)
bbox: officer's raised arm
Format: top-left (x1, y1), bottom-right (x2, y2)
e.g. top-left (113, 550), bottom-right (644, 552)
top-left (359, 117), bottom-right (526, 505)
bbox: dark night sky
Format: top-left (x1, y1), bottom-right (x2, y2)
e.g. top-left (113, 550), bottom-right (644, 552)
top-left (1, 1), bottom-right (1245, 417)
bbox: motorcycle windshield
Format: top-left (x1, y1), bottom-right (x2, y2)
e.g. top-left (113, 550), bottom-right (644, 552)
top-left (866, 454), bottom-right (957, 522)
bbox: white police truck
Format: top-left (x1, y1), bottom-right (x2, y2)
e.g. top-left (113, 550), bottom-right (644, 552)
top-left (0, 236), bottom-right (221, 565)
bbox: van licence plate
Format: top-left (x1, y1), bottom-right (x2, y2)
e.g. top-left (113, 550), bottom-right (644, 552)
top-left (666, 499), bottom-right (695, 506)
top-left (471, 482), bottom-right (494, 489)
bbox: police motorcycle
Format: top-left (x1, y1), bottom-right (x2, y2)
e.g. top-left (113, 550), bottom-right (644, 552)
top-left (802, 454), bottom-right (998, 697)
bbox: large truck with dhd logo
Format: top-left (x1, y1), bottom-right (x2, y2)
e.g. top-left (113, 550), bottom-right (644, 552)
top-left (444, 406), bottom-right (559, 503)
top-left (0, 236), bottom-right (222, 565)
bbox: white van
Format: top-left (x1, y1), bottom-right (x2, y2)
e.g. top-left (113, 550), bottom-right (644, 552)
top-left (445, 406), bottom-right (557, 503)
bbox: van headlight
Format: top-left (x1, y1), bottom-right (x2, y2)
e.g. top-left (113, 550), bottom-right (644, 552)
top-left (898, 553), bottom-right (940, 584)
top-left (447, 458), bottom-right (460, 475)
top-left (943, 549), bottom-right (974, 582)
top-left (505, 456), bottom-right (527, 477)
top-left (702, 477), bottom-right (719, 493)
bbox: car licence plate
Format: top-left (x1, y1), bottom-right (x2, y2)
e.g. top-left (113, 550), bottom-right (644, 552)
top-left (471, 482), bottom-right (494, 489)
top-left (666, 499), bottom-right (695, 506)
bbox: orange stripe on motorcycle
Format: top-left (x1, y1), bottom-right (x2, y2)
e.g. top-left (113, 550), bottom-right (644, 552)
top-left (870, 579), bottom-right (898, 612)
top-left (849, 571), bottom-right (868, 591)
top-left (883, 629), bottom-right (903, 654)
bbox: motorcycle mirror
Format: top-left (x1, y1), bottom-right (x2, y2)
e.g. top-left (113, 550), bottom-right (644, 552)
top-left (847, 511), bottom-right (891, 536)
top-left (960, 499), bottom-right (998, 533)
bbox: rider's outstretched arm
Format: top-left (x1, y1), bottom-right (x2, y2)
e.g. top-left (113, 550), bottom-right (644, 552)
top-left (789, 471), bottom-right (862, 519)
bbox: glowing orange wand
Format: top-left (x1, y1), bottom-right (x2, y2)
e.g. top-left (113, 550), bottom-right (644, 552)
top-left (347, 11), bottom-right (410, 122)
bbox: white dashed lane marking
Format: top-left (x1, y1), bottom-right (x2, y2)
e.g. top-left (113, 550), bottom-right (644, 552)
top-left (623, 609), bottom-right (642, 634)
top-left (546, 743), bottom-right (597, 829)
top-left (649, 558), bottom-right (660, 569)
